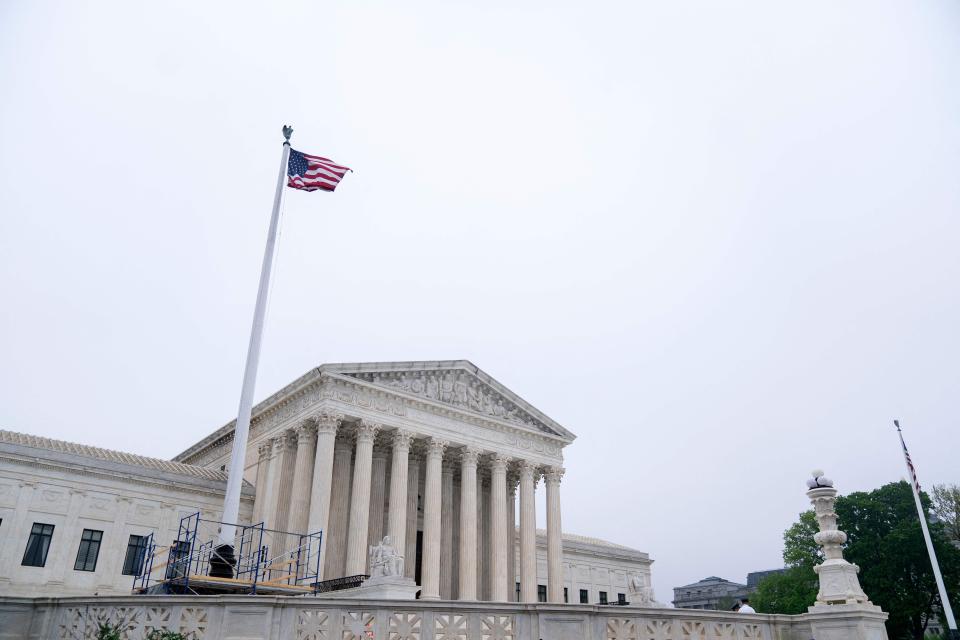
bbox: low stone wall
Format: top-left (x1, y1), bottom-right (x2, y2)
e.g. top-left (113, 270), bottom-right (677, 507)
top-left (0, 595), bottom-right (888, 640)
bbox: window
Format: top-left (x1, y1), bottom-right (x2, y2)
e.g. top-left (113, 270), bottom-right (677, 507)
top-left (579, 589), bottom-right (589, 604)
top-left (74, 529), bottom-right (103, 571)
top-left (618, 593), bottom-right (627, 604)
top-left (516, 582), bottom-right (521, 601)
top-left (537, 584), bottom-right (547, 603)
top-left (22, 523), bottom-right (54, 567)
top-left (564, 587), bottom-right (569, 603)
top-left (122, 535), bottom-right (148, 576)
top-left (599, 591), bottom-right (608, 604)
top-left (166, 540), bottom-right (191, 580)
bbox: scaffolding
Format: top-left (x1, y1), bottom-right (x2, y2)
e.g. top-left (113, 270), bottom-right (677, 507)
top-left (132, 512), bottom-right (324, 596)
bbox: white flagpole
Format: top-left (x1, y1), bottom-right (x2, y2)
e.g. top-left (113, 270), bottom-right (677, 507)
top-left (895, 420), bottom-right (958, 634)
top-left (218, 126), bottom-right (293, 548)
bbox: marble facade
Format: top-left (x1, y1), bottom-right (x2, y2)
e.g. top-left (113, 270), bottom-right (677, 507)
top-left (175, 360), bottom-right (584, 602)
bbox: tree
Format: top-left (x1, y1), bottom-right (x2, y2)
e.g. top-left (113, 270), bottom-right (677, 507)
top-left (752, 566), bottom-right (819, 615)
top-left (772, 481), bottom-right (960, 640)
top-left (931, 484), bottom-right (960, 544)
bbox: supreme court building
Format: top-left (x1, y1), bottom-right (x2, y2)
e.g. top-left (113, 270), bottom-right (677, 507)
top-left (0, 360), bottom-right (653, 602)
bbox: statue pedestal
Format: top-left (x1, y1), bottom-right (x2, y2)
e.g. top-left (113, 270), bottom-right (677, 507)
top-left (321, 575), bottom-right (420, 601)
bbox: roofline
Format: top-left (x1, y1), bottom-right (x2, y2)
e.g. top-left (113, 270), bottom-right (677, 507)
top-left (174, 360), bottom-right (576, 462)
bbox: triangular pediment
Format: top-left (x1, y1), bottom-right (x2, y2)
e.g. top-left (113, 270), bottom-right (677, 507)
top-left (321, 360), bottom-right (575, 442)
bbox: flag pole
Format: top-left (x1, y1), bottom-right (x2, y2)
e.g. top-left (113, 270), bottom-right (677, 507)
top-left (218, 126), bottom-right (293, 549)
top-left (895, 420), bottom-right (958, 636)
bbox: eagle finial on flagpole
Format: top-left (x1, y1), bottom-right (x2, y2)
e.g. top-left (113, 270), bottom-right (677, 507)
top-left (282, 125), bottom-right (293, 143)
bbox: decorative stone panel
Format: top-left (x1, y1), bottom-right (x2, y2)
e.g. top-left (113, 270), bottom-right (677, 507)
top-left (606, 618), bottom-right (638, 640)
top-left (179, 607), bottom-right (209, 638)
top-left (144, 607), bottom-right (172, 636)
top-left (341, 611), bottom-right (375, 640)
top-left (434, 613), bottom-right (468, 640)
top-left (681, 621), bottom-right (707, 640)
top-left (642, 619), bottom-right (673, 640)
top-left (296, 610), bottom-right (330, 640)
top-left (738, 624), bottom-right (763, 640)
top-left (481, 615), bottom-right (514, 640)
top-left (389, 612), bottom-right (421, 640)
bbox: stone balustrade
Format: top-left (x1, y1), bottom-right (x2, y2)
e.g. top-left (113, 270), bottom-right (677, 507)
top-left (0, 594), bottom-right (889, 640)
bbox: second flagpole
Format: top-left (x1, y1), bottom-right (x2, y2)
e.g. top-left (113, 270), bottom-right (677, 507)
top-left (218, 126), bottom-right (293, 551)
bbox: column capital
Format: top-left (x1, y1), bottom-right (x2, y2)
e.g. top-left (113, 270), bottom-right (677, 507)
top-left (273, 432), bottom-right (294, 454)
top-left (426, 438), bottom-right (449, 459)
top-left (490, 453), bottom-right (512, 472)
top-left (257, 441), bottom-right (273, 460)
top-left (355, 420), bottom-right (381, 443)
top-left (518, 460), bottom-right (540, 484)
top-left (295, 421), bottom-right (318, 444)
top-left (460, 446), bottom-right (481, 467)
top-left (392, 429), bottom-right (414, 450)
top-left (314, 410), bottom-right (344, 434)
top-left (544, 466), bottom-right (565, 485)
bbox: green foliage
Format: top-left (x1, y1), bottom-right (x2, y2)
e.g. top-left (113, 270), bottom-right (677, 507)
top-left (145, 631), bottom-right (191, 640)
top-left (783, 510), bottom-right (821, 569)
top-left (96, 623), bottom-right (122, 640)
top-left (931, 484), bottom-right (960, 544)
top-left (751, 566), bottom-right (818, 614)
top-left (778, 481), bottom-right (960, 640)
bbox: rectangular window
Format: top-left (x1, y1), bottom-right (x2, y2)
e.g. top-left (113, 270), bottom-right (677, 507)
top-left (579, 589), bottom-right (589, 604)
top-left (599, 591), bottom-right (608, 604)
top-left (74, 529), bottom-right (103, 572)
top-left (166, 540), bottom-right (191, 580)
top-left (537, 584), bottom-right (547, 603)
top-left (122, 534), bottom-right (148, 576)
top-left (516, 582), bottom-right (521, 601)
top-left (618, 593), bottom-right (627, 604)
top-left (564, 587), bottom-right (569, 603)
top-left (22, 523), bottom-right (55, 567)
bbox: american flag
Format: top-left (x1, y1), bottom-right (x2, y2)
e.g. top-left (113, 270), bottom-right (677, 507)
top-left (287, 149), bottom-right (351, 192)
top-left (895, 420), bottom-right (922, 495)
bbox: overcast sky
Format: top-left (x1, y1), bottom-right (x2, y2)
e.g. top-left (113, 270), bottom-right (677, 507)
top-left (2, 1), bottom-right (959, 603)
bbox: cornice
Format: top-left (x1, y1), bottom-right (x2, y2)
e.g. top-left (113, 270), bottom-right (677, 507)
top-left (0, 453), bottom-right (255, 502)
top-left (179, 365), bottom-right (572, 467)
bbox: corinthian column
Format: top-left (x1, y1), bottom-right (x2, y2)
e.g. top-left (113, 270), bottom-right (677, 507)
top-left (490, 454), bottom-right (510, 601)
top-left (288, 421), bottom-right (318, 537)
top-left (404, 454), bottom-right (421, 580)
top-left (345, 421), bottom-right (380, 576)
top-left (307, 411), bottom-right (341, 577)
top-left (440, 461), bottom-right (455, 599)
top-left (519, 461), bottom-right (539, 602)
top-left (367, 446), bottom-right (389, 564)
top-left (545, 466), bottom-right (565, 603)
top-left (323, 435), bottom-right (353, 579)
top-left (252, 441), bottom-right (273, 524)
top-left (458, 447), bottom-right (480, 600)
top-left (387, 430), bottom-right (412, 553)
top-left (420, 438), bottom-right (448, 600)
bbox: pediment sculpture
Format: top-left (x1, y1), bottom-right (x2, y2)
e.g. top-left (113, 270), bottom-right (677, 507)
top-left (343, 370), bottom-right (557, 435)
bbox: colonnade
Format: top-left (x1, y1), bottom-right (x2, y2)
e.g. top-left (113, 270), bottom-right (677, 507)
top-left (251, 413), bottom-right (565, 602)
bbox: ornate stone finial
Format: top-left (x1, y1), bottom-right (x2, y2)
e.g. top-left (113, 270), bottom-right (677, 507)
top-left (806, 470), bottom-right (834, 489)
top-left (282, 124), bottom-right (293, 143)
top-left (806, 472), bottom-right (876, 610)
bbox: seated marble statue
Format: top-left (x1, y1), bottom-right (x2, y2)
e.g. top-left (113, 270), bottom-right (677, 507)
top-left (368, 535), bottom-right (404, 579)
top-left (628, 575), bottom-right (659, 607)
